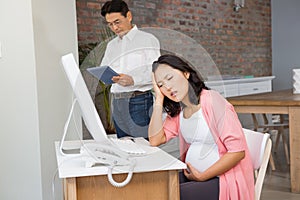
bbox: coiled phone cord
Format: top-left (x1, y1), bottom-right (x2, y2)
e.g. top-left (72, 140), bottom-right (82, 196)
top-left (107, 159), bottom-right (136, 187)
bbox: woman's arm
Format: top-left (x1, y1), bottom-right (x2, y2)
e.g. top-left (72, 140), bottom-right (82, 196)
top-left (184, 151), bottom-right (245, 181)
top-left (148, 74), bottom-right (166, 146)
top-left (148, 104), bottom-right (166, 146)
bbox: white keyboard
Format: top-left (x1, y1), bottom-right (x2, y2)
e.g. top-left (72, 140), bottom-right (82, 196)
top-left (109, 137), bottom-right (146, 155)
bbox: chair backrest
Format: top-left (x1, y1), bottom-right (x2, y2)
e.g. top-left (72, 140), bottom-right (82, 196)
top-left (243, 128), bottom-right (272, 200)
top-left (251, 113), bottom-right (289, 132)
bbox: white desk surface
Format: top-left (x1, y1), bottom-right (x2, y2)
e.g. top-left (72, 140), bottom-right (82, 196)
top-left (55, 137), bottom-right (186, 178)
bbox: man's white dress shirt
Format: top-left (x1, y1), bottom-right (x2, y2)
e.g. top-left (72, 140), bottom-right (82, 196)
top-left (101, 25), bottom-right (161, 93)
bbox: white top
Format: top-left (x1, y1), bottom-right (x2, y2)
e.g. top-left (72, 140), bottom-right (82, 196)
top-left (101, 25), bottom-right (161, 93)
top-left (180, 108), bottom-right (219, 172)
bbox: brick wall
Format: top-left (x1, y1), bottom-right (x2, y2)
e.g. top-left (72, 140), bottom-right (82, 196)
top-left (76, 0), bottom-right (271, 77)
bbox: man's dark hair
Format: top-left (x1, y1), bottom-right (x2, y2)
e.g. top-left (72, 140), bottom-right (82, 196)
top-left (101, 0), bottom-right (129, 17)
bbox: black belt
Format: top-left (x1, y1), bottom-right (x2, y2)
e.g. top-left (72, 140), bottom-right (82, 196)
top-left (113, 90), bottom-right (151, 99)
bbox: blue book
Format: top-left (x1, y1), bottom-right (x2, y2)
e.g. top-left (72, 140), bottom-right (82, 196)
top-left (87, 66), bottom-right (119, 85)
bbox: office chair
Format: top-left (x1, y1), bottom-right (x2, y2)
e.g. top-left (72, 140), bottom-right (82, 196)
top-left (243, 128), bottom-right (272, 200)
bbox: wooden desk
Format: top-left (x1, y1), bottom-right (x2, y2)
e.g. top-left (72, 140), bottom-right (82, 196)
top-left (55, 139), bottom-right (186, 199)
top-left (227, 89), bottom-right (300, 193)
top-left (64, 170), bottom-right (179, 200)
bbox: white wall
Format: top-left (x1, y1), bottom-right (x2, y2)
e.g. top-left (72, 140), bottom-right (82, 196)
top-left (32, 0), bottom-right (79, 199)
top-left (272, 0), bottom-right (300, 90)
top-left (0, 1), bottom-right (42, 199)
top-left (0, 0), bottom-right (78, 199)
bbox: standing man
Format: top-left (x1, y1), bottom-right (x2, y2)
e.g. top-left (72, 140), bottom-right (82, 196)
top-left (100, 0), bottom-right (160, 139)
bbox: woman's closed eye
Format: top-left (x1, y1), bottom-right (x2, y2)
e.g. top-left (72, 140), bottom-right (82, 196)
top-left (166, 75), bottom-right (173, 81)
top-left (156, 74), bottom-right (173, 88)
top-left (157, 83), bottom-right (163, 88)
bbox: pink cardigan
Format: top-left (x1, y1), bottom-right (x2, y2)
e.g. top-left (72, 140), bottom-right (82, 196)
top-left (163, 89), bottom-right (254, 200)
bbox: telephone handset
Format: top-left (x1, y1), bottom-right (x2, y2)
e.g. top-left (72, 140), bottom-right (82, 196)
top-left (81, 142), bottom-right (136, 187)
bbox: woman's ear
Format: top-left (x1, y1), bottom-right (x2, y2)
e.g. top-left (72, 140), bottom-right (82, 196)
top-left (184, 72), bottom-right (190, 79)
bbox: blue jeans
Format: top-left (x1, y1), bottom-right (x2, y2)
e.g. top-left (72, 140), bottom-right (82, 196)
top-left (112, 91), bottom-right (153, 139)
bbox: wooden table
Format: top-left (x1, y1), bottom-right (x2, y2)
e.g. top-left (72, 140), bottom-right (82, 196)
top-left (227, 89), bottom-right (300, 193)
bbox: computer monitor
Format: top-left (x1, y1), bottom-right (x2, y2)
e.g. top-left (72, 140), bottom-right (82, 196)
top-left (61, 53), bottom-right (108, 143)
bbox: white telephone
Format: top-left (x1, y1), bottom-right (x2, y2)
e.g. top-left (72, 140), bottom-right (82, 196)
top-left (80, 141), bottom-right (136, 187)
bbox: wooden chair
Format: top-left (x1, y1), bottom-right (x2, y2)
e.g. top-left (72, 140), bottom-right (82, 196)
top-left (251, 114), bottom-right (290, 168)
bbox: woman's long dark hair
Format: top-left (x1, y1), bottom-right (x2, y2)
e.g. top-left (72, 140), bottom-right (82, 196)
top-left (152, 54), bottom-right (209, 117)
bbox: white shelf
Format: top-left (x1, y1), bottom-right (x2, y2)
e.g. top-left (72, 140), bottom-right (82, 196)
top-left (205, 76), bottom-right (275, 97)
